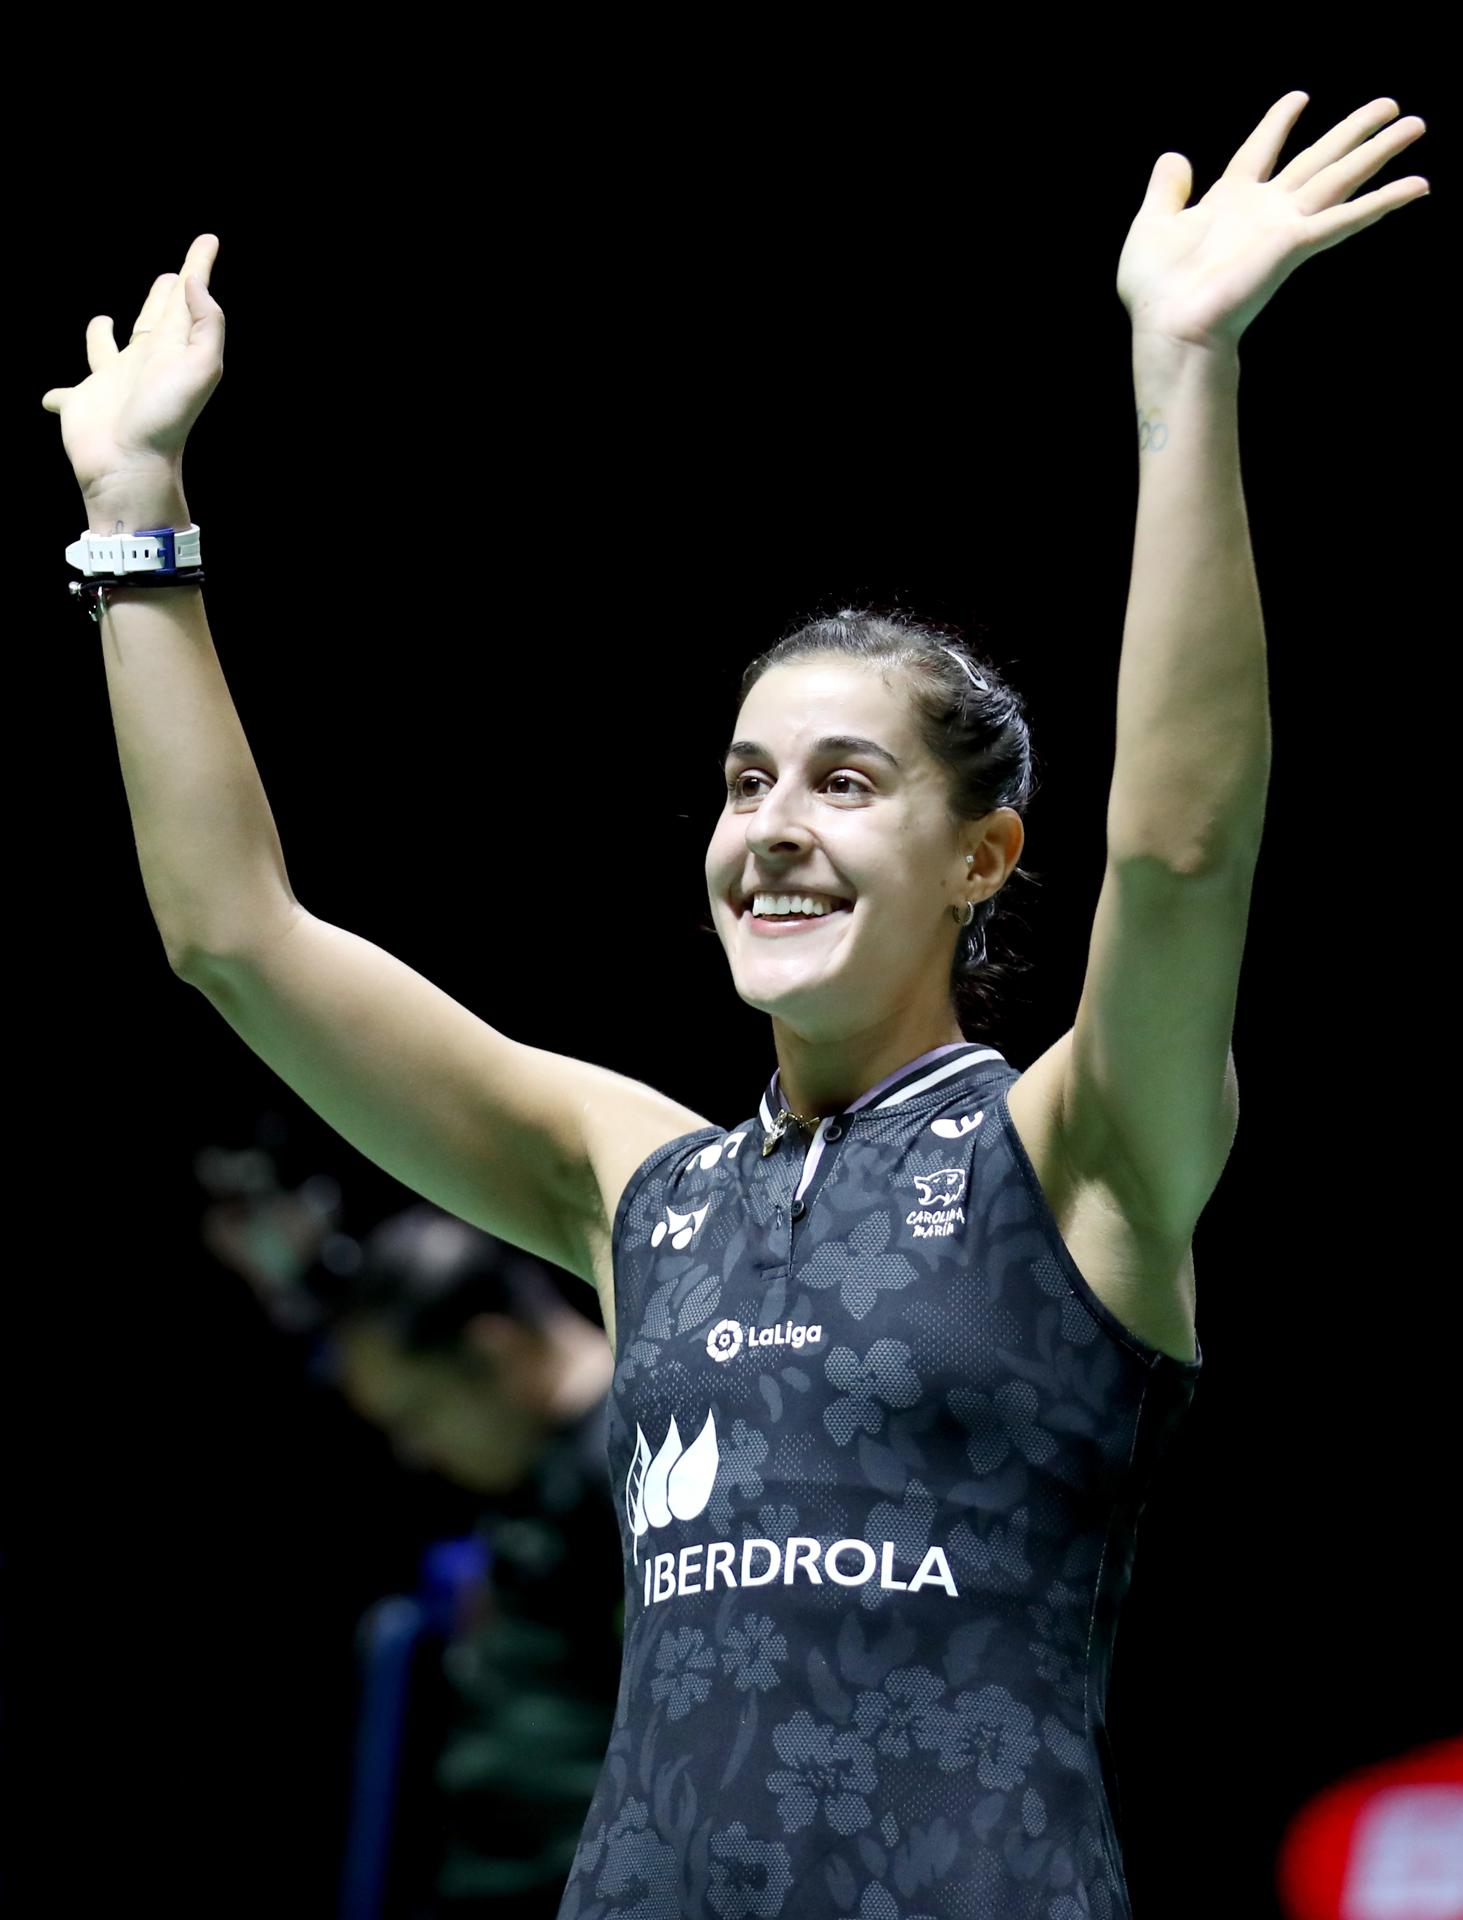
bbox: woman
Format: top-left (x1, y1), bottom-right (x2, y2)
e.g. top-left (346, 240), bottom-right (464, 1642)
top-left (45, 91), bottom-right (1428, 1919)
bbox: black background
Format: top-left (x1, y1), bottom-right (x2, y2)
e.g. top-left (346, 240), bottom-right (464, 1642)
top-left (14, 39), bottom-right (1456, 1920)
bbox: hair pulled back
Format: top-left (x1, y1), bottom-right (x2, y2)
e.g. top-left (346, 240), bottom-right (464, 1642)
top-left (737, 605), bottom-right (1041, 1034)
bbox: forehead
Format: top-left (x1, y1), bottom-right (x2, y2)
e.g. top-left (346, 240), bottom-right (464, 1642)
top-left (733, 658), bottom-right (915, 753)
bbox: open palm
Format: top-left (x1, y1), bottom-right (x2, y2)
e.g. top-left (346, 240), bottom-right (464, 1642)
top-left (42, 233), bottom-right (224, 497)
top-left (1117, 93), bottom-right (1428, 350)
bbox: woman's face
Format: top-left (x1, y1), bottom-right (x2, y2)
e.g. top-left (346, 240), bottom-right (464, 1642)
top-left (705, 656), bottom-right (984, 1042)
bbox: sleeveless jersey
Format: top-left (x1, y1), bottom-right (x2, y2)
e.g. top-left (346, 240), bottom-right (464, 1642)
top-left (557, 1040), bottom-right (1203, 1920)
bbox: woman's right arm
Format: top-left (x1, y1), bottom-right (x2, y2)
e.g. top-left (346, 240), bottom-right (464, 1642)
top-left (50, 238), bottom-right (712, 1296)
top-left (92, 533), bottom-right (711, 1288)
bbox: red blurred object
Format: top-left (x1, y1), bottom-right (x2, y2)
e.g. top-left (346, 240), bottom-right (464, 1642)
top-left (1277, 1735), bottom-right (1463, 1920)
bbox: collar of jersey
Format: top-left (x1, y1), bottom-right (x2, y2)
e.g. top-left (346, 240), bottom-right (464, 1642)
top-left (759, 1040), bottom-right (1005, 1134)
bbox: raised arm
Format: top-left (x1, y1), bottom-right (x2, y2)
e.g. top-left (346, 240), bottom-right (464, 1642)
top-left (47, 238), bottom-right (711, 1309)
top-left (1052, 94), bottom-right (1428, 1238)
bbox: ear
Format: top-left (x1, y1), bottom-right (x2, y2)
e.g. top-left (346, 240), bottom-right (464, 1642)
top-left (972, 807), bottom-right (1025, 891)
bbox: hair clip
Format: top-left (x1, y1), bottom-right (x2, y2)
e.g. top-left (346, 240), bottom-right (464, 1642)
top-left (941, 645), bottom-right (990, 693)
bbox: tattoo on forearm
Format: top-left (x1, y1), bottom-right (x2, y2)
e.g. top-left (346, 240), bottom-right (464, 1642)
top-left (1136, 404), bottom-right (1169, 453)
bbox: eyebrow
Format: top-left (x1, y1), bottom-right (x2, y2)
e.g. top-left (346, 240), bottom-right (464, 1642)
top-left (722, 733), bottom-right (902, 773)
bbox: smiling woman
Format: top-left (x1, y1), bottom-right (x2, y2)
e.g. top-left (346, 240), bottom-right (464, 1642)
top-left (61, 94), bottom-right (1429, 1914)
top-left (705, 608), bottom-right (1040, 1102)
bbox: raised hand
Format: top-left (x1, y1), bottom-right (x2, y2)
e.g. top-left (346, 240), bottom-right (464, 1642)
top-left (1116, 94), bottom-right (1429, 350)
top-left (41, 233), bottom-right (225, 501)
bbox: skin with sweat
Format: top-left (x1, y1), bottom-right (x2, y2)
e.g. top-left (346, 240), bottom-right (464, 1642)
top-left (704, 657), bottom-right (1025, 1120)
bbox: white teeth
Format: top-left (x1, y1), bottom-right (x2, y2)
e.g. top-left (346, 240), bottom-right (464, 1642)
top-left (750, 891), bottom-right (842, 918)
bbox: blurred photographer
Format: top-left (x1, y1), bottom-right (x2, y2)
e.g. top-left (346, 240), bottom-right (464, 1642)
top-left (199, 1135), bottom-right (622, 1916)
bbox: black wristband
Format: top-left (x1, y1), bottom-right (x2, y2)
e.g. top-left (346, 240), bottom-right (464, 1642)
top-left (70, 568), bottom-right (206, 624)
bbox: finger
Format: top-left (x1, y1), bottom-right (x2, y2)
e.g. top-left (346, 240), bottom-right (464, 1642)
top-left (1297, 174), bottom-right (1431, 256)
top-left (1139, 150), bottom-right (1193, 216)
top-left (85, 311), bottom-right (119, 373)
top-left (127, 270), bottom-right (180, 343)
top-left (1222, 90), bottom-right (1310, 184)
top-left (181, 268), bottom-right (226, 368)
top-left (159, 233), bottom-right (220, 346)
top-left (1274, 96), bottom-right (1404, 191)
top-left (1292, 115), bottom-right (1426, 215)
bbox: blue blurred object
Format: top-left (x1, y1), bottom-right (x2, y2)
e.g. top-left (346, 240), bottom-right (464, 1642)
top-left (337, 1533), bottom-right (492, 1920)
top-left (417, 1531), bottom-right (491, 1637)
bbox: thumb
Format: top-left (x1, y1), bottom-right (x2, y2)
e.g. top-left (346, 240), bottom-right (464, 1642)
top-left (1141, 150), bottom-right (1193, 216)
top-left (183, 270), bottom-right (225, 362)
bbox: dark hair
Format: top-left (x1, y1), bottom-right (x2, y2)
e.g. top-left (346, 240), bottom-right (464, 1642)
top-left (737, 604), bottom-right (1041, 1034)
top-left (310, 1202), bottom-right (572, 1358)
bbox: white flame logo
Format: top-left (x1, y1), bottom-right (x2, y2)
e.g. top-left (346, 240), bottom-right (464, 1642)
top-left (625, 1411), bottom-right (719, 1564)
top-left (930, 1110), bottom-right (983, 1140)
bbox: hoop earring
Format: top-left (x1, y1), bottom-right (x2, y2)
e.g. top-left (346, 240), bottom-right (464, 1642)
top-left (952, 900), bottom-right (976, 927)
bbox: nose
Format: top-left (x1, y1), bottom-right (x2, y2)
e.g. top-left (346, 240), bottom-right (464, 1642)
top-left (744, 778), bottom-right (814, 862)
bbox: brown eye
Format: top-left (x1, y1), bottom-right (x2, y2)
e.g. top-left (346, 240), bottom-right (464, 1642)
top-left (726, 770), bottom-right (868, 801)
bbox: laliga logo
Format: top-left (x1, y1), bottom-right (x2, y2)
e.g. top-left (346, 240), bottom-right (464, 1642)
top-left (706, 1319), bottom-right (744, 1363)
top-left (707, 1317), bottom-right (822, 1363)
top-left (626, 1411), bottom-right (719, 1565)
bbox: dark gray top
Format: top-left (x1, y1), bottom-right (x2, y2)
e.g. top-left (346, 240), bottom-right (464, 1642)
top-left (557, 1040), bottom-right (1202, 1920)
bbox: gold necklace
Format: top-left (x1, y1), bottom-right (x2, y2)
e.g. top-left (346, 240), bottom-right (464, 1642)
top-left (762, 1104), bottom-right (826, 1156)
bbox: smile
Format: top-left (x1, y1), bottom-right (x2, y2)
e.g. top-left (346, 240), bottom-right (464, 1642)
top-left (740, 900), bottom-right (854, 937)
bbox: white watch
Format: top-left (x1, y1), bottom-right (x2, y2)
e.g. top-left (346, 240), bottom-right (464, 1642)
top-left (65, 522), bottom-right (202, 578)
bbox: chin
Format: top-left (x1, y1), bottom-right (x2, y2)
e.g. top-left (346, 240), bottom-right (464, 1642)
top-left (730, 968), bottom-right (863, 1043)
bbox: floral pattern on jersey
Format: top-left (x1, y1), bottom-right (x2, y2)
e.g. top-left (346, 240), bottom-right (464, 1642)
top-left (707, 1821), bottom-right (793, 1919)
top-left (944, 1501), bottom-right (1034, 1592)
top-left (581, 1794), bottom-right (680, 1919)
top-left (650, 1624), bottom-right (717, 1720)
top-left (574, 1063), bottom-right (1202, 1920)
top-left (616, 1263), bottom-right (719, 1386)
top-left (1027, 1572), bottom-right (1095, 1710)
top-left (823, 1339), bottom-right (922, 1446)
top-left (913, 1682), bottom-right (1041, 1789)
top-left (722, 1611), bottom-right (789, 1693)
top-left (802, 1210), bottom-right (918, 1320)
top-left (851, 1665), bottom-right (947, 1758)
top-left (767, 1708), bottom-right (879, 1836)
top-left (705, 1417), bottom-right (771, 1533)
top-left (948, 1378), bottom-right (1060, 1473)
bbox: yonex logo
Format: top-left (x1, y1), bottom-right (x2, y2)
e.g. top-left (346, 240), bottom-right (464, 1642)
top-left (684, 1131), bottom-right (749, 1173)
top-left (650, 1202), bottom-right (711, 1250)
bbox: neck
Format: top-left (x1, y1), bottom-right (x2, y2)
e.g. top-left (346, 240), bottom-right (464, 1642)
top-left (771, 1003), bottom-right (967, 1119)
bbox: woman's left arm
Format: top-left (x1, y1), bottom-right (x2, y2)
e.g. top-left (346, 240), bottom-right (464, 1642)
top-left (1110, 90), bottom-right (1428, 866)
top-left (1060, 92), bottom-right (1430, 1237)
